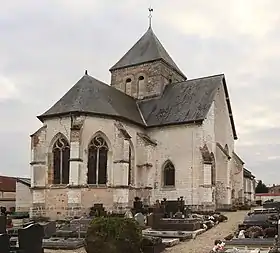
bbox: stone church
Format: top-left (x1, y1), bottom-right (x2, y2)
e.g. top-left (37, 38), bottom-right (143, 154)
top-left (30, 24), bottom-right (244, 219)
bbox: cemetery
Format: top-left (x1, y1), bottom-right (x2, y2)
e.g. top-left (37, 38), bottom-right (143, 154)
top-left (0, 196), bottom-right (231, 252)
top-left (2, 198), bottom-right (280, 252)
top-left (221, 205), bottom-right (280, 252)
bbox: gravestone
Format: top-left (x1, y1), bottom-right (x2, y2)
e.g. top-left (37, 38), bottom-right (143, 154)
top-left (133, 197), bottom-right (143, 214)
top-left (124, 210), bottom-right (133, 219)
top-left (135, 213), bottom-right (145, 227)
top-left (0, 215), bottom-right (6, 234)
top-left (0, 233), bottom-right (10, 253)
top-left (18, 223), bottom-right (44, 253)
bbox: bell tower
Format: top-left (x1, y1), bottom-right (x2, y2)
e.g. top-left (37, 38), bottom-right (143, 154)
top-left (110, 10), bottom-right (186, 100)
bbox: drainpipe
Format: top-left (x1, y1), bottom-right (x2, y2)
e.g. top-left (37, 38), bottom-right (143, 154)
top-left (191, 128), bottom-right (194, 206)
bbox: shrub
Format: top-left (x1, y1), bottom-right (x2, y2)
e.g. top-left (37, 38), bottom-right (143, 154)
top-left (85, 216), bottom-right (142, 253)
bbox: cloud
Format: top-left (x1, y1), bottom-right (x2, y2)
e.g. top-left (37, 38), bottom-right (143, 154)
top-left (0, 0), bottom-right (280, 185)
top-left (0, 75), bottom-right (19, 101)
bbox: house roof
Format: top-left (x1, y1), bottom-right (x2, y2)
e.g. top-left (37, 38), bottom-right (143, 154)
top-left (38, 73), bottom-right (238, 140)
top-left (0, 176), bottom-right (16, 192)
top-left (109, 27), bottom-right (186, 79)
top-left (38, 74), bottom-right (145, 126)
top-left (17, 178), bottom-right (31, 187)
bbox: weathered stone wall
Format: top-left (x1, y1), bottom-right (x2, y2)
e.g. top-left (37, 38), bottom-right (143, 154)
top-left (110, 60), bottom-right (185, 99)
top-left (16, 182), bottom-right (32, 212)
top-left (213, 82), bottom-right (236, 208)
top-left (30, 126), bottom-right (47, 187)
top-left (231, 155), bottom-right (244, 205)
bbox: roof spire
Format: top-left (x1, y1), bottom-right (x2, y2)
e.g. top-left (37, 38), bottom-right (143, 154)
top-left (148, 7), bottom-right (153, 28)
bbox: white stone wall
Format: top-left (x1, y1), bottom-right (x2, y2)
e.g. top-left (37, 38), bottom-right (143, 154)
top-left (148, 124), bottom-right (203, 205)
top-left (214, 84), bottom-right (234, 154)
top-left (213, 83), bottom-right (235, 206)
top-left (16, 182), bottom-right (32, 212)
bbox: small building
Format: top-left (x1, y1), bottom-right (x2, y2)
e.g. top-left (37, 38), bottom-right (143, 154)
top-left (268, 184), bottom-right (280, 194)
top-left (243, 168), bottom-right (256, 204)
top-left (0, 175), bottom-right (16, 210)
top-left (255, 193), bottom-right (280, 204)
top-left (16, 178), bottom-right (31, 213)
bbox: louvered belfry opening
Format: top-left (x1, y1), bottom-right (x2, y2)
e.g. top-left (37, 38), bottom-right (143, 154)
top-left (52, 137), bottom-right (70, 184)
top-left (87, 135), bottom-right (108, 185)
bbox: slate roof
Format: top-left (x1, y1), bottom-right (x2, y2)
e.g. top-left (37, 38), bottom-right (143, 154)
top-left (139, 75), bottom-right (223, 126)
top-left (109, 27), bottom-right (186, 79)
top-left (38, 74), bottom-right (145, 125)
top-left (39, 73), bottom-right (237, 140)
top-left (17, 178), bottom-right (31, 187)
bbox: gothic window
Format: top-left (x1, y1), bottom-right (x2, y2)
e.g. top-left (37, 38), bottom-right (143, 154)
top-left (87, 135), bottom-right (108, 185)
top-left (128, 145), bottom-right (132, 185)
top-left (52, 137), bottom-right (70, 184)
top-left (125, 78), bottom-right (132, 96)
top-left (163, 161), bottom-right (175, 187)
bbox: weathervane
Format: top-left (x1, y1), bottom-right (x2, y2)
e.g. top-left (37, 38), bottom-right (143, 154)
top-left (148, 7), bottom-right (153, 27)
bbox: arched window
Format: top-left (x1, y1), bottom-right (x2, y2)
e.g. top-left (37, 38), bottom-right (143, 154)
top-left (163, 161), bottom-right (175, 187)
top-left (87, 135), bottom-right (108, 185)
top-left (125, 78), bottom-right (132, 96)
top-left (52, 137), bottom-right (70, 184)
top-left (137, 76), bottom-right (145, 97)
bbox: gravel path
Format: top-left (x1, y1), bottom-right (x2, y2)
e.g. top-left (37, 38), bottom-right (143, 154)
top-left (45, 211), bottom-right (247, 253)
top-left (166, 210), bottom-right (247, 253)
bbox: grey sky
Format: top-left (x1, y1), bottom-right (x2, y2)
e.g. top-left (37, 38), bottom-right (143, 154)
top-left (0, 0), bottom-right (279, 185)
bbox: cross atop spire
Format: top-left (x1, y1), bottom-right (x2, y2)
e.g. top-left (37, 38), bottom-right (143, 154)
top-left (148, 7), bottom-right (153, 28)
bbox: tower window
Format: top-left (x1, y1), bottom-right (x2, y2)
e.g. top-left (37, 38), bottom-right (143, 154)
top-left (125, 78), bottom-right (132, 95)
top-left (138, 76), bottom-right (144, 81)
top-left (169, 79), bottom-right (172, 84)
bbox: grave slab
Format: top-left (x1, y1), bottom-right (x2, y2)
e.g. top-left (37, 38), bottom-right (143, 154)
top-left (162, 238), bottom-right (180, 247)
top-left (142, 228), bottom-right (206, 240)
top-left (43, 238), bottom-right (84, 249)
top-left (225, 238), bottom-right (275, 248)
top-left (225, 249), bottom-right (269, 253)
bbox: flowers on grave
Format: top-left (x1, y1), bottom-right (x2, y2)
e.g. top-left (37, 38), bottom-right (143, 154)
top-left (85, 216), bottom-right (142, 253)
top-left (210, 240), bottom-right (225, 253)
